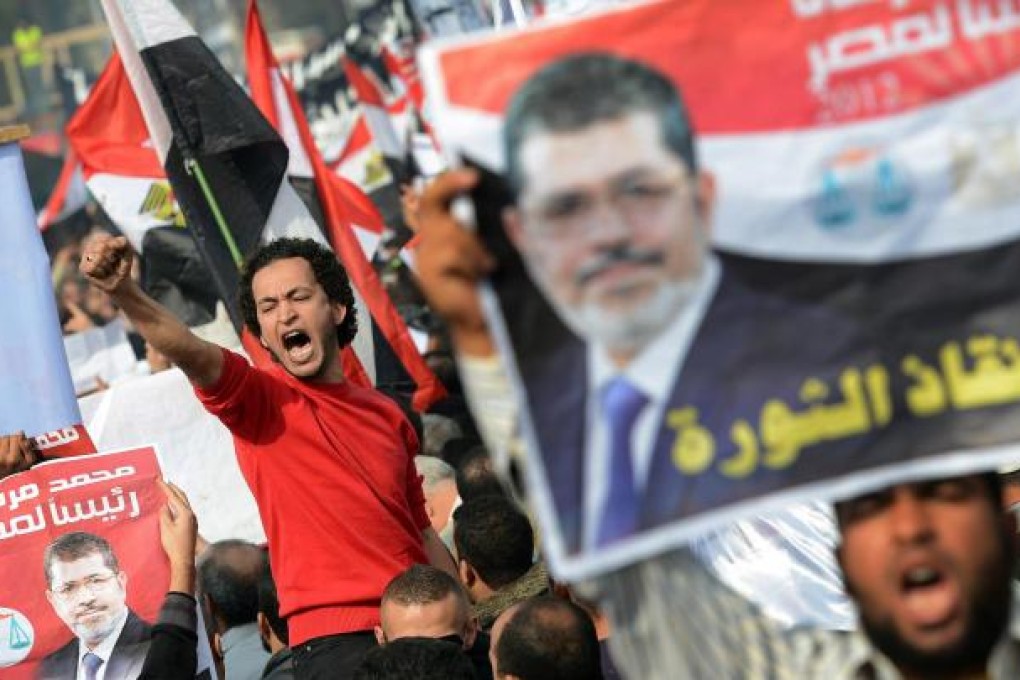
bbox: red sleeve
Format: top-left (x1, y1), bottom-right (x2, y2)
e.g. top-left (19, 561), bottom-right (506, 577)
top-left (406, 456), bottom-right (432, 532)
top-left (193, 348), bottom-right (273, 437)
top-left (403, 434), bottom-right (432, 534)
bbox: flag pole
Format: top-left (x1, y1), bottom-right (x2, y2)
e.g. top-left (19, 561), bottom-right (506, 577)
top-left (184, 157), bottom-right (244, 268)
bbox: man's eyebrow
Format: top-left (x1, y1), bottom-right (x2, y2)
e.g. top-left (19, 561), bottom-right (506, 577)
top-left (257, 285), bottom-right (314, 304)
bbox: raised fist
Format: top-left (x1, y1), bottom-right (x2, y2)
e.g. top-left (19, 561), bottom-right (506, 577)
top-left (81, 234), bottom-right (134, 294)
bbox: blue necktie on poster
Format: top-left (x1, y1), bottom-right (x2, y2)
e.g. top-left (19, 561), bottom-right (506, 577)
top-left (596, 378), bottom-right (648, 548)
top-left (82, 652), bottom-right (103, 680)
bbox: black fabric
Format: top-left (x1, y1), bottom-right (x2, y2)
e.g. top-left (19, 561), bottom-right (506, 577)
top-left (262, 647), bottom-right (296, 679)
top-left (139, 35), bottom-right (289, 331)
top-left (138, 622), bottom-right (198, 680)
top-left (466, 632), bottom-right (494, 680)
top-left (599, 640), bottom-right (623, 680)
top-left (141, 226), bottom-right (219, 326)
top-left (291, 631), bottom-right (377, 680)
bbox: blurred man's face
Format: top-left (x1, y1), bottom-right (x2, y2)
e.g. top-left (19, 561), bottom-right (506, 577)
top-left (837, 476), bottom-right (1014, 677)
top-left (377, 592), bottom-right (476, 651)
top-left (46, 553), bottom-right (128, 648)
top-left (505, 111), bottom-right (712, 361)
top-left (253, 257), bottom-right (346, 382)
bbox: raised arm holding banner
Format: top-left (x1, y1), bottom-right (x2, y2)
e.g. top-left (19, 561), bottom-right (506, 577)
top-left (419, 0), bottom-right (1020, 580)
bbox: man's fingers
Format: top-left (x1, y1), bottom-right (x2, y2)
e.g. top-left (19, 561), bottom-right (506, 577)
top-left (159, 502), bottom-right (174, 526)
top-left (419, 169), bottom-right (478, 223)
top-left (157, 478), bottom-right (180, 518)
top-left (158, 478), bottom-right (193, 512)
top-left (18, 435), bottom-right (39, 468)
top-left (82, 235), bottom-right (131, 279)
top-left (0, 432), bottom-right (38, 474)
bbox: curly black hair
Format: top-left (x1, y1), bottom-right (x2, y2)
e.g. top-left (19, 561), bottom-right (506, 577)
top-left (238, 238), bottom-right (359, 349)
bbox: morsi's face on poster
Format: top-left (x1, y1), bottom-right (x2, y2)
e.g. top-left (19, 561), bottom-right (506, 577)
top-left (45, 549), bottom-right (129, 649)
top-left (501, 53), bottom-right (716, 367)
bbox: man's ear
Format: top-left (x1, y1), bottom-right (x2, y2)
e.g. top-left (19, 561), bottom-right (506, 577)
top-left (502, 207), bottom-right (528, 253)
top-left (459, 559), bottom-right (475, 588)
top-left (117, 570), bottom-right (128, 592)
top-left (373, 625), bottom-right (386, 646)
top-left (331, 302), bottom-right (347, 327)
top-left (695, 171), bottom-right (717, 235)
top-left (462, 615), bottom-right (479, 650)
top-left (257, 612), bottom-right (271, 646)
top-left (45, 589), bottom-right (56, 609)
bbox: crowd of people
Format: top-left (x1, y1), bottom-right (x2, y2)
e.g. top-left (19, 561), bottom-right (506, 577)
top-left (5, 182), bottom-right (1019, 678)
top-left (4, 201), bottom-right (620, 678)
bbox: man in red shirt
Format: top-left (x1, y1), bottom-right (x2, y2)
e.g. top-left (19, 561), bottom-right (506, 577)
top-left (82, 234), bottom-right (457, 678)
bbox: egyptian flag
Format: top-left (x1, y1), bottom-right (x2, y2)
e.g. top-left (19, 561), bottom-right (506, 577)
top-left (37, 149), bottom-right (88, 231)
top-left (67, 54), bottom-right (220, 326)
top-left (66, 53), bottom-right (186, 253)
top-left (379, 41), bottom-right (445, 178)
top-left (333, 111), bottom-right (393, 191)
top-left (245, 0), bottom-right (444, 410)
top-left (381, 41), bottom-right (425, 113)
top-left (0, 127), bottom-right (95, 459)
top-left (342, 56), bottom-right (416, 184)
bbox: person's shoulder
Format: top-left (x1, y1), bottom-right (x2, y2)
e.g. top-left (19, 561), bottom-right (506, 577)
top-left (36, 636), bottom-right (78, 680)
top-left (262, 647), bottom-right (296, 679)
top-left (202, 347), bottom-right (288, 397)
top-left (343, 382), bottom-right (406, 416)
top-left (38, 636), bottom-right (77, 667)
top-left (120, 608), bottom-right (154, 643)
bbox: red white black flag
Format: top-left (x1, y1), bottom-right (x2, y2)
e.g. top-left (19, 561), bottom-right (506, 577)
top-left (98, 0), bottom-right (377, 385)
top-left (245, 0), bottom-right (444, 410)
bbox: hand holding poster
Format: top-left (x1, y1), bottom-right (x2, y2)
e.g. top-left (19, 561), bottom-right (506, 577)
top-left (0, 447), bottom-right (212, 678)
top-left (421, 0), bottom-right (1020, 579)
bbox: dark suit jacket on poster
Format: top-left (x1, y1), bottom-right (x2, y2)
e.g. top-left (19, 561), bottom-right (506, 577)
top-left (37, 610), bottom-right (153, 680)
top-left (520, 260), bottom-right (866, 556)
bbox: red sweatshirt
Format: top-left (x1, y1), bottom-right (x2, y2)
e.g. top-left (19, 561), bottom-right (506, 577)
top-left (195, 349), bottom-right (430, 645)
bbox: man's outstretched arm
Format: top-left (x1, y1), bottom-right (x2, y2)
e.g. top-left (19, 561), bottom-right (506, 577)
top-left (81, 235), bottom-right (223, 388)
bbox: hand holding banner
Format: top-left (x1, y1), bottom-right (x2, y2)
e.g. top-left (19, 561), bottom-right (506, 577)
top-left (421, 0), bottom-right (1020, 579)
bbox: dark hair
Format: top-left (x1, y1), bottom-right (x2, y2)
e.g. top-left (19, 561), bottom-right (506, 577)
top-left (44, 532), bottom-right (119, 587)
top-left (455, 447), bottom-right (505, 503)
top-left (453, 495), bottom-right (533, 588)
top-left (238, 238), bottom-right (358, 348)
top-left (198, 540), bottom-right (266, 630)
top-left (440, 437), bottom-right (484, 470)
top-left (256, 555), bottom-right (287, 645)
top-left (383, 564), bottom-right (468, 609)
top-left (495, 596), bottom-right (602, 680)
top-left (354, 637), bottom-right (477, 680)
top-left (503, 52), bottom-right (698, 200)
